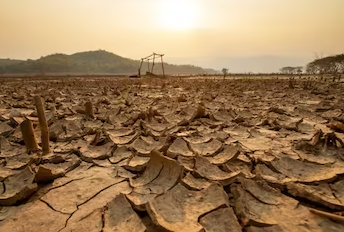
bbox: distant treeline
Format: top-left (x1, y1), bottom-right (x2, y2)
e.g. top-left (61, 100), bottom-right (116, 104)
top-left (280, 53), bottom-right (344, 75)
top-left (306, 54), bottom-right (344, 75)
top-left (0, 50), bottom-right (219, 75)
top-left (279, 66), bottom-right (303, 75)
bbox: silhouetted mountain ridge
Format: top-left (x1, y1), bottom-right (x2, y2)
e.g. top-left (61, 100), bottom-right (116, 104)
top-left (0, 50), bottom-right (219, 75)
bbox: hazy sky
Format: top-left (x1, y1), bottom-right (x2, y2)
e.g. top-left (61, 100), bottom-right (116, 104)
top-left (1, 0), bottom-right (343, 71)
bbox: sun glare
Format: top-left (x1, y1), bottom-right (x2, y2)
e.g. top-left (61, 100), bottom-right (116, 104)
top-left (159, 0), bottom-right (200, 30)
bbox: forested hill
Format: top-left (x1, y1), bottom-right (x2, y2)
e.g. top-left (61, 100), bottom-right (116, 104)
top-left (0, 50), bottom-right (218, 75)
top-left (0, 59), bottom-right (22, 66)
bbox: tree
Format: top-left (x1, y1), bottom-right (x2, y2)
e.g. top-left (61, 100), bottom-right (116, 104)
top-left (306, 63), bottom-right (317, 74)
top-left (306, 54), bottom-right (344, 80)
top-left (296, 67), bottom-right (303, 74)
top-left (280, 66), bottom-right (297, 74)
top-left (222, 68), bottom-right (228, 79)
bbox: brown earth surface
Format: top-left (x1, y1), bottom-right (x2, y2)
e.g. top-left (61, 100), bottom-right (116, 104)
top-left (1, 76), bottom-right (344, 231)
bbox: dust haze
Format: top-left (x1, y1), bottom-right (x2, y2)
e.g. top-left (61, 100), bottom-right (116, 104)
top-left (1, 1), bottom-right (344, 231)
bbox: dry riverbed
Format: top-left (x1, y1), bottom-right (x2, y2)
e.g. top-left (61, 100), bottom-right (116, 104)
top-left (1, 76), bottom-right (344, 231)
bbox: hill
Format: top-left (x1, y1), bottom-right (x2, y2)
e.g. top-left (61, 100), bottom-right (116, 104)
top-left (0, 59), bottom-right (23, 66)
top-left (0, 50), bottom-right (219, 75)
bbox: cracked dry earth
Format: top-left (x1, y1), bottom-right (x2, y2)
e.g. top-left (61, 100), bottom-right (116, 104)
top-left (1, 77), bottom-right (344, 232)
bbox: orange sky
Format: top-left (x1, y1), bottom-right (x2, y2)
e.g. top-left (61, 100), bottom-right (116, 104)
top-left (1, 0), bottom-right (343, 71)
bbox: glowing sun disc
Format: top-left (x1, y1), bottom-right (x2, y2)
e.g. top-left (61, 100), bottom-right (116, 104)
top-left (159, 0), bottom-right (200, 30)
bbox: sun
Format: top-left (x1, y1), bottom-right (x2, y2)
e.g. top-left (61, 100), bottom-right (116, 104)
top-left (159, 0), bottom-right (200, 30)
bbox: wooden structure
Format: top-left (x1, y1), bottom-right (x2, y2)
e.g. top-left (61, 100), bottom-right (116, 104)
top-left (138, 53), bottom-right (165, 78)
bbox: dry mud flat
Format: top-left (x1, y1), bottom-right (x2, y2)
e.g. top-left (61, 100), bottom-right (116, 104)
top-left (1, 77), bottom-right (344, 231)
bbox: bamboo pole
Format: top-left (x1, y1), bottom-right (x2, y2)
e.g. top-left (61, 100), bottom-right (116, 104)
top-left (85, 101), bottom-right (94, 118)
top-left (161, 55), bottom-right (165, 78)
top-left (20, 119), bottom-right (39, 153)
top-left (151, 53), bottom-right (155, 73)
top-left (138, 59), bottom-right (143, 77)
top-left (50, 106), bottom-right (57, 115)
top-left (34, 96), bottom-right (51, 155)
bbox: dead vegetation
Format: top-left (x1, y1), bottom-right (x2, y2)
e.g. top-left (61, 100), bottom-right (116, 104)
top-left (0, 76), bottom-right (344, 231)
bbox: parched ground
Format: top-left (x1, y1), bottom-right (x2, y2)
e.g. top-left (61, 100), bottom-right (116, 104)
top-left (1, 76), bottom-right (344, 232)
